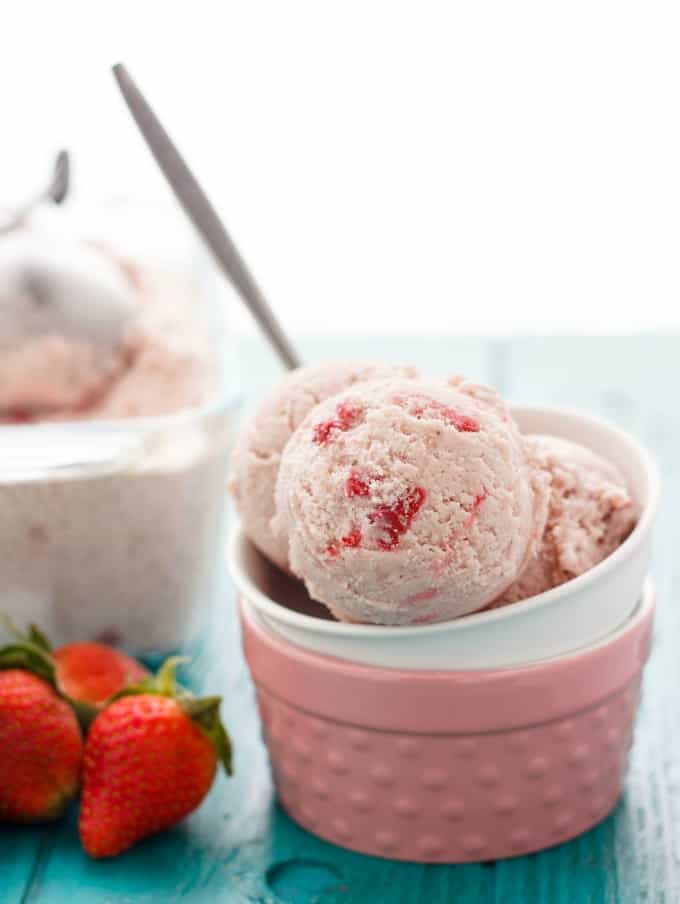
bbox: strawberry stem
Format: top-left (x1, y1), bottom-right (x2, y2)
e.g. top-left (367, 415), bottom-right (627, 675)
top-left (0, 616), bottom-right (51, 651)
top-left (70, 699), bottom-right (100, 734)
top-left (0, 642), bottom-right (55, 686)
top-left (0, 616), bottom-right (55, 685)
top-left (109, 656), bottom-right (234, 776)
top-left (183, 696), bottom-right (233, 775)
top-left (155, 656), bottom-right (189, 697)
top-left (182, 696), bottom-right (222, 719)
top-left (26, 623), bottom-right (51, 653)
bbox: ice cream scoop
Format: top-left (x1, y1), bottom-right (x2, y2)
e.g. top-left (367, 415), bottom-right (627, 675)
top-left (272, 378), bottom-right (548, 625)
top-left (230, 361), bottom-right (418, 571)
top-left (0, 233), bottom-right (137, 417)
top-left (494, 434), bottom-right (637, 606)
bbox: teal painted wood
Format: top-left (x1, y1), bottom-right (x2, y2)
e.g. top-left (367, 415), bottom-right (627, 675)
top-left (1, 335), bottom-right (678, 903)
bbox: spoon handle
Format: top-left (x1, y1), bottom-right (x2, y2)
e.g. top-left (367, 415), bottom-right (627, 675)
top-left (112, 63), bottom-right (301, 372)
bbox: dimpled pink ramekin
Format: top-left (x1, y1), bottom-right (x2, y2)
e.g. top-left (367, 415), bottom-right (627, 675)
top-left (240, 587), bottom-right (654, 863)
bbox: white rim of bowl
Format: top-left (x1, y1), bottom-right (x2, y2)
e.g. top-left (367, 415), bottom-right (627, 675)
top-left (241, 576), bottom-right (654, 667)
top-left (228, 403), bottom-right (661, 639)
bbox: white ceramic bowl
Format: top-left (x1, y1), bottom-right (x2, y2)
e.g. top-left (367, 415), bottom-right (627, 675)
top-left (228, 404), bottom-right (660, 669)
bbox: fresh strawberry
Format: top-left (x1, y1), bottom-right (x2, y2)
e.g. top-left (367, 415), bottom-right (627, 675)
top-left (0, 621), bottom-right (149, 728)
top-left (0, 669), bottom-right (82, 821)
top-left (54, 643), bottom-right (149, 706)
top-left (79, 658), bottom-right (232, 858)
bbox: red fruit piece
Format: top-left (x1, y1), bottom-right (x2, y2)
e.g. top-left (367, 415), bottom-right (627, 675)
top-left (0, 670), bottom-right (82, 822)
top-left (406, 588), bottom-right (439, 604)
top-left (341, 528), bottom-right (362, 548)
top-left (463, 489), bottom-right (488, 528)
top-left (313, 401), bottom-right (364, 445)
top-left (393, 393), bottom-right (479, 432)
top-left (54, 643), bottom-right (150, 707)
top-left (79, 658), bottom-right (231, 858)
top-left (369, 487), bottom-right (426, 550)
top-left (325, 528), bottom-right (363, 557)
top-left (346, 474), bottom-right (371, 497)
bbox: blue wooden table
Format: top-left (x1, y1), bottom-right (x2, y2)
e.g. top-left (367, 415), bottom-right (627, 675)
top-left (2, 335), bottom-right (677, 903)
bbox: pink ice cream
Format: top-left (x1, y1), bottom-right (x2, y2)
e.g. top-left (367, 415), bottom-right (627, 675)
top-left (75, 265), bottom-right (213, 420)
top-left (494, 435), bottom-right (637, 606)
top-left (0, 235), bottom-right (214, 423)
top-left (229, 361), bottom-right (417, 571)
top-left (0, 234), bottom-right (137, 418)
top-left (272, 378), bottom-right (547, 625)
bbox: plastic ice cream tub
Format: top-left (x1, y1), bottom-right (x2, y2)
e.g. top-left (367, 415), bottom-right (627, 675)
top-left (229, 404), bottom-right (660, 669)
top-left (0, 394), bottom-right (239, 654)
top-left (0, 200), bottom-right (243, 654)
top-left (240, 584), bottom-right (654, 862)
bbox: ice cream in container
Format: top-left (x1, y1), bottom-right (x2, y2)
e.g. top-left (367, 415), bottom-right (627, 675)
top-left (0, 211), bottom-right (239, 653)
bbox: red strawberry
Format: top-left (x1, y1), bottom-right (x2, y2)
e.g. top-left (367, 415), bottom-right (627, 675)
top-left (79, 658), bottom-right (232, 858)
top-left (54, 643), bottom-right (149, 706)
top-left (0, 669), bottom-right (82, 821)
top-left (0, 621), bottom-right (149, 728)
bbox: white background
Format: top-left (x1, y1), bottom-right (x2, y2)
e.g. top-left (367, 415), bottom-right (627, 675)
top-left (3, 1), bottom-right (680, 336)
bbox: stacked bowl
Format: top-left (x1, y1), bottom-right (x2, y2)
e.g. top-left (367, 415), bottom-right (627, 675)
top-left (230, 405), bottom-right (659, 862)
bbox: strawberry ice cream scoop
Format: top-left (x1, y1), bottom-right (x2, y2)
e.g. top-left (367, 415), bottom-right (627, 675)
top-left (272, 379), bottom-right (546, 625)
top-left (494, 435), bottom-right (638, 607)
top-left (0, 234), bottom-right (137, 417)
top-left (229, 361), bottom-right (417, 571)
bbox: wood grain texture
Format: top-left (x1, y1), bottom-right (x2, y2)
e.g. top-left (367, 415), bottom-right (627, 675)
top-left (1, 335), bottom-right (677, 903)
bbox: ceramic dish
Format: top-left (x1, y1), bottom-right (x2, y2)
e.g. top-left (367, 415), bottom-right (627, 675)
top-left (229, 404), bottom-right (659, 669)
top-left (240, 583), bottom-right (654, 862)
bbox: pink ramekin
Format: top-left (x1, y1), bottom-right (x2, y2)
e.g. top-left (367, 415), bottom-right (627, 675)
top-left (240, 585), bottom-right (654, 863)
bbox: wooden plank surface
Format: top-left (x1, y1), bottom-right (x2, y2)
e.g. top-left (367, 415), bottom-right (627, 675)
top-left (1, 335), bottom-right (677, 904)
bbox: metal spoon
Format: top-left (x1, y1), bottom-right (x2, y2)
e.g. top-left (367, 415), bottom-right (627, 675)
top-left (112, 63), bottom-right (301, 372)
top-left (0, 150), bottom-right (71, 236)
